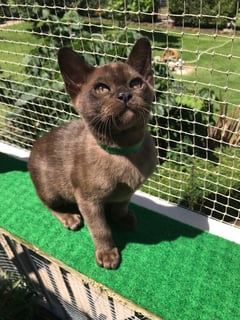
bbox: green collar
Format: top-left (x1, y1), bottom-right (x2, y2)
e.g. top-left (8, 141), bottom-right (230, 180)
top-left (98, 140), bottom-right (143, 155)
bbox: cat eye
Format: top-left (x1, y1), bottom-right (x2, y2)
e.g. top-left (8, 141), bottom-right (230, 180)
top-left (95, 83), bottom-right (110, 94)
top-left (130, 78), bottom-right (143, 89)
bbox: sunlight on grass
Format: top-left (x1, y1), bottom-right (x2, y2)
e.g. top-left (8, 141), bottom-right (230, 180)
top-left (164, 29), bottom-right (240, 107)
top-left (0, 22), bottom-right (43, 123)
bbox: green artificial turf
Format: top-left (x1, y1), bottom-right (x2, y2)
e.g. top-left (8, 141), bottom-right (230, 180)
top-left (0, 152), bottom-right (240, 320)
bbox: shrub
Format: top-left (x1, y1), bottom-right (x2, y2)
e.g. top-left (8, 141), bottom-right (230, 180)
top-left (168, 0), bottom-right (238, 28)
top-left (0, 10), bottom-right (142, 148)
top-left (151, 62), bottom-right (217, 161)
top-left (149, 146), bottom-right (240, 222)
top-left (9, 0), bottom-right (81, 31)
top-left (102, 0), bottom-right (159, 23)
top-left (0, 0), bottom-right (12, 23)
top-left (0, 269), bottom-right (39, 320)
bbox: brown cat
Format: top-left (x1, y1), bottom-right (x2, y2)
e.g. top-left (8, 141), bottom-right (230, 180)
top-left (28, 37), bottom-right (157, 269)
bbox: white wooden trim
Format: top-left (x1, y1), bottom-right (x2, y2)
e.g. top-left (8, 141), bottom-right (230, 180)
top-left (0, 141), bottom-right (29, 161)
top-left (132, 190), bottom-right (240, 245)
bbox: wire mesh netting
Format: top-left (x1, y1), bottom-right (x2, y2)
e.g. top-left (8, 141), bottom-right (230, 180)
top-left (0, 1), bottom-right (240, 229)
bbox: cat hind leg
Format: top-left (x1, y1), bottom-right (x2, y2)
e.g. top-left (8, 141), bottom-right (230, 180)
top-left (117, 209), bottom-right (137, 230)
top-left (107, 202), bottom-right (137, 230)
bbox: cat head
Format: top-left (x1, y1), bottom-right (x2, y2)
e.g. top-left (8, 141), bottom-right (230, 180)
top-left (58, 38), bottom-right (154, 140)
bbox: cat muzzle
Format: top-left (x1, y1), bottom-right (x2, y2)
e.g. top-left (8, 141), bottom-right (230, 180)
top-left (118, 92), bottom-right (132, 103)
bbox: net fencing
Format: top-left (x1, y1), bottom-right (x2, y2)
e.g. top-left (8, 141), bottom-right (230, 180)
top-left (0, 1), bottom-right (240, 230)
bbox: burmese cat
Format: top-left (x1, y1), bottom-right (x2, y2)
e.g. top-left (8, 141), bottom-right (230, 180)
top-left (28, 37), bottom-right (157, 269)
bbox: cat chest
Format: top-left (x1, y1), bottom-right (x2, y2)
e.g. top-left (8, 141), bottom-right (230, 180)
top-left (115, 163), bottom-right (145, 190)
top-left (105, 158), bottom-right (147, 202)
top-left (106, 182), bottom-right (134, 203)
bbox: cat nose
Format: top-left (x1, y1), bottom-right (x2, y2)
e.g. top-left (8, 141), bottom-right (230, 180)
top-left (118, 92), bottom-right (132, 103)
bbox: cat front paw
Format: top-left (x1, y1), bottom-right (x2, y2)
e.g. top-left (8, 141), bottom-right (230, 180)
top-left (53, 213), bottom-right (83, 231)
top-left (62, 214), bottom-right (83, 230)
top-left (95, 247), bottom-right (120, 269)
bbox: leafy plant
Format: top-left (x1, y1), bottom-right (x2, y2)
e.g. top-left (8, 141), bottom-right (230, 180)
top-left (1, 43), bottom-right (76, 148)
top-left (0, 0), bottom-right (12, 23)
top-left (151, 62), bottom-right (218, 161)
top-left (0, 9), bottom-right (142, 148)
top-left (102, 0), bottom-right (159, 24)
top-left (84, 30), bottom-right (140, 65)
top-left (10, 0), bottom-right (81, 29)
top-left (0, 269), bottom-right (39, 320)
top-left (0, 11), bottom-right (81, 147)
top-left (169, 0), bottom-right (238, 28)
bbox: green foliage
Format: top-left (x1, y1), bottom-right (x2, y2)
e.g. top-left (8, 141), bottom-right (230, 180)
top-left (0, 270), bottom-right (39, 320)
top-left (10, 0), bottom-right (79, 18)
top-left (151, 63), bottom-right (217, 161)
top-left (147, 146), bottom-right (240, 220)
top-left (0, 9), bottom-right (142, 147)
top-left (0, 10), bottom-right (82, 147)
top-left (77, 0), bottom-right (107, 17)
top-left (169, 0), bottom-right (238, 28)
top-left (84, 30), bottom-right (140, 65)
top-left (0, 0), bottom-right (11, 22)
top-left (102, 0), bottom-right (159, 23)
top-left (153, 62), bottom-right (174, 116)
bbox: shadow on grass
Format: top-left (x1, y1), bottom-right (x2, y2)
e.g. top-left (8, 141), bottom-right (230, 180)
top-left (141, 30), bottom-right (181, 49)
top-left (0, 152), bottom-right (28, 173)
top-left (113, 202), bottom-right (205, 253)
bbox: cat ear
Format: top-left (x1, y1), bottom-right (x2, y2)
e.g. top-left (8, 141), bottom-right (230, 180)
top-left (58, 48), bottom-right (94, 100)
top-left (127, 37), bottom-right (153, 86)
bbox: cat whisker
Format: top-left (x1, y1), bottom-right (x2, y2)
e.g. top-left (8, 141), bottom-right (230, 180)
top-left (112, 115), bottom-right (122, 132)
top-left (91, 114), bottom-right (106, 132)
top-left (91, 114), bottom-right (114, 143)
top-left (90, 115), bottom-right (107, 141)
top-left (137, 107), bottom-right (150, 127)
top-left (103, 117), bottom-right (112, 141)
